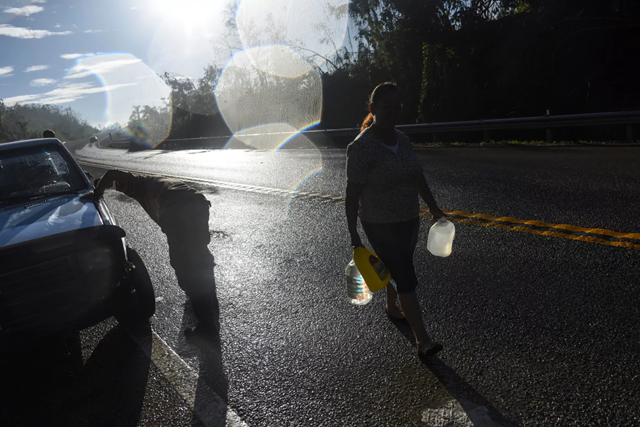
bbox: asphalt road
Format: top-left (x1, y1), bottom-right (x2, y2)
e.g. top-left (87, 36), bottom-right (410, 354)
top-left (5, 139), bottom-right (640, 426)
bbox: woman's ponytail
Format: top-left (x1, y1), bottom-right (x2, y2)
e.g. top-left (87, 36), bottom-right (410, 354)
top-left (361, 113), bottom-right (374, 132)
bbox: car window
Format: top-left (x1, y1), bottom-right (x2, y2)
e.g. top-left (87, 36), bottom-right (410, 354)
top-left (0, 145), bottom-right (86, 202)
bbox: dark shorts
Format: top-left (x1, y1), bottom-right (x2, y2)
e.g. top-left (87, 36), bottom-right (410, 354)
top-left (361, 218), bottom-right (420, 294)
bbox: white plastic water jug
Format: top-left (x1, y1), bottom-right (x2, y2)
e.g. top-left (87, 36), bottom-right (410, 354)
top-left (427, 218), bottom-right (456, 257)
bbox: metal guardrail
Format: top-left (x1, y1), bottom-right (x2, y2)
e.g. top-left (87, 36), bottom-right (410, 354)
top-left (156, 110), bottom-right (640, 148)
top-left (308, 110), bottom-right (640, 143)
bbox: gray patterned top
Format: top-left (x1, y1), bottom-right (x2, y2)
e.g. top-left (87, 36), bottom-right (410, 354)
top-left (346, 128), bottom-right (424, 224)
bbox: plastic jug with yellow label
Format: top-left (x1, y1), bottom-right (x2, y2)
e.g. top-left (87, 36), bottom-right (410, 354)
top-left (353, 246), bottom-right (391, 292)
top-left (345, 260), bottom-right (372, 305)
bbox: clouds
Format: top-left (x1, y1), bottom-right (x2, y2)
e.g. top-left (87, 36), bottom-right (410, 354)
top-left (0, 66), bottom-right (14, 77)
top-left (0, 24), bottom-right (72, 39)
top-left (3, 82), bottom-right (137, 106)
top-left (3, 5), bottom-right (44, 17)
top-left (65, 58), bottom-right (142, 80)
top-left (24, 65), bottom-right (50, 73)
top-left (5, 55), bottom-right (141, 107)
top-left (60, 53), bottom-right (98, 60)
top-left (30, 78), bottom-right (56, 87)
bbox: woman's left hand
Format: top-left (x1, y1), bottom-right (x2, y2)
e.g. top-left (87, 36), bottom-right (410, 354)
top-left (430, 207), bottom-right (446, 221)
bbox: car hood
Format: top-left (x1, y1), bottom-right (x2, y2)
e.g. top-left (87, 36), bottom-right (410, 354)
top-left (0, 194), bottom-right (103, 249)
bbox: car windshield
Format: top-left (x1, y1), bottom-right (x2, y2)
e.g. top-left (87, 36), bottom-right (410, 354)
top-left (0, 145), bottom-right (86, 203)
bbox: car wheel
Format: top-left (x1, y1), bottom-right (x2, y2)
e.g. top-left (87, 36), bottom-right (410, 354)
top-left (117, 247), bottom-right (156, 325)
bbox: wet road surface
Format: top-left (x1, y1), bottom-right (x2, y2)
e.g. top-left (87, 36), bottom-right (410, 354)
top-left (4, 141), bottom-right (640, 426)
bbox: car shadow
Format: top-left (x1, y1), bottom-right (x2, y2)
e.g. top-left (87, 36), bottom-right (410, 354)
top-left (2, 323), bottom-right (152, 427)
top-left (387, 318), bottom-right (516, 427)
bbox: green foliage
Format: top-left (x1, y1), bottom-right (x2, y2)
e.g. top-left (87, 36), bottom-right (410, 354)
top-left (127, 65), bottom-right (230, 140)
top-left (337, 0), bottom-right (640, 140)
top-left (114, 0), bottom-right (640, 141)
top-left (0, 101), bottom-right (97, 143)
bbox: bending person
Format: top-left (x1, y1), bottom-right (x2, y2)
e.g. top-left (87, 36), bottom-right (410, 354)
top-left (345, 82), bottom-right (445, 358)
top-left (91, 170), bottom-right (219, 341)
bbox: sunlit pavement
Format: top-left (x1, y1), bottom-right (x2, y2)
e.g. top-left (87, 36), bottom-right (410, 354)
top-left (5, 142), bottom-right (640, 426)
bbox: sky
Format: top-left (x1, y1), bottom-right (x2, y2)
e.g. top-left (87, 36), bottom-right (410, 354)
top-left (0, 0), bottom-right (352, 130)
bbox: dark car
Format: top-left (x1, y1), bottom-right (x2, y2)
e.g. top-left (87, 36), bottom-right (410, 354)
top-left (89, 135), bottom-right (98, 143)
top-left (0, 138), bottom-right (155, 353)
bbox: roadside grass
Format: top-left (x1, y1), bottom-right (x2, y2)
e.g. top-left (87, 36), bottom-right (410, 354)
top-left (413, 139), bottom-right (640, 147)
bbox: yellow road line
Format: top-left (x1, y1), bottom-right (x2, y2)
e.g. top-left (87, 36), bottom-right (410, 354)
top-left (80, 158), bottom-right (639, 250)
top-left (421, 207), bottom-right (640, 241)
top-left (419, 213), bottom-right (640, 250)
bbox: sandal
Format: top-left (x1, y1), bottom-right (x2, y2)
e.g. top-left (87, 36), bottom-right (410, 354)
top-left (417, 342), bottom-right (443, 358)
top-left (385, 308), bottom-right (406, 321)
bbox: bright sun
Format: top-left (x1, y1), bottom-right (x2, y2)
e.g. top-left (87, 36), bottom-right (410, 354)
top-left (154, 0), bottom-right (224, 25)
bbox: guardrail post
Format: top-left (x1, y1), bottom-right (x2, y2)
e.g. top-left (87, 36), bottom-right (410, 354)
top-left (432, 133), bottom-right (438, 143)
top-left (626, 125), bottom-right (633, 143)
top-left (483, 131), bottom-right (490, 144)
top-left (546, 128), bottom-right (553, 143)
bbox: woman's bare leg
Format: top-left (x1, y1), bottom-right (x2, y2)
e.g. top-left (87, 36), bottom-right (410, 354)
top-left (385, 284), bottom-right (404, 318)
top-left (397, 292), bottom-right (436, 349)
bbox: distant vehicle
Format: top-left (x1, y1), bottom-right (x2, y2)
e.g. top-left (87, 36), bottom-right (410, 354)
top-left (89, 135), bottom-right (98, 143)
top-left (0, 138), bottom-right (155, 353)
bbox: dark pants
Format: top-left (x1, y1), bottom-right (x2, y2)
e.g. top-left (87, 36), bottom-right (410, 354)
top-left (161, 199), bottom-right (219, 332)
top-left (361, 218), bottom-right (421, 294)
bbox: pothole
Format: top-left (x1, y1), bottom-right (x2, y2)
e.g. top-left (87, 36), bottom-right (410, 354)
top-left (210, 230), bottom-right (230, 239)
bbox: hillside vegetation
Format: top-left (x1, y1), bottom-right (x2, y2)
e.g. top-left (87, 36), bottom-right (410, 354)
top-left (129, 1), bottom-right (640, 143)
top-left (0, 101), bottom-right (98, 144)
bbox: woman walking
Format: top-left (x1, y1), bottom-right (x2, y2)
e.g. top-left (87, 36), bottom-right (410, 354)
top-left (345, 82), bottom-right (445, 358)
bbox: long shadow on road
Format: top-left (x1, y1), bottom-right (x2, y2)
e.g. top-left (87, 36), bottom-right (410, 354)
top-left (176, 300), bottom-right (229, 427)
top-left (388, 318), bottom-right (516, 427)
top-left (422, 358), bottom-right (517, 427)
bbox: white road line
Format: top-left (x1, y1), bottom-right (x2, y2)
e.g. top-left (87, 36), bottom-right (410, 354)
top-left (421, 399), bottom-right (501, 426)
top-left (126, 329), bottom-right (248, 427)
top-left (78, 159), bottom-right (344, 202)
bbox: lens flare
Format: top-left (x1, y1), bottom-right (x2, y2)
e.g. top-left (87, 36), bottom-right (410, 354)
top-left (236, 0), bottom-right (349, 70)
top-left (225, 123), bottom-right (297, 151)
top-left (243, 44), bottom-right (316, 79)
top-left (1, 1), bottom-right (43, 25)
top-left (215, 48), bottom-right (322, 150)
top-left (287, 165), bottom-right (324, 215)
top-left (72, 53), bottom-right (173, 148)
top-left (273, 120), bottom-right (321, 151)
top-left (146, 0), bottom-right (226, 116)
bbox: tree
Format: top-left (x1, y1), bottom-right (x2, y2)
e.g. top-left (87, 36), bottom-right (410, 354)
top-left (0, 100), bottom-right (97, 143)
top-left (339, 0), bottom-right (640, 142)
top-left (348, 0), bottom-right (467, 122)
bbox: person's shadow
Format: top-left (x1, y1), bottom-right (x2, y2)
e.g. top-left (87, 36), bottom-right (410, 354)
top-left (176, 282), bottom-right (229, 427)
top-left (2, 322), bottom-right (152, 427)
top-left (387, 317), bottom-right (517, 427)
